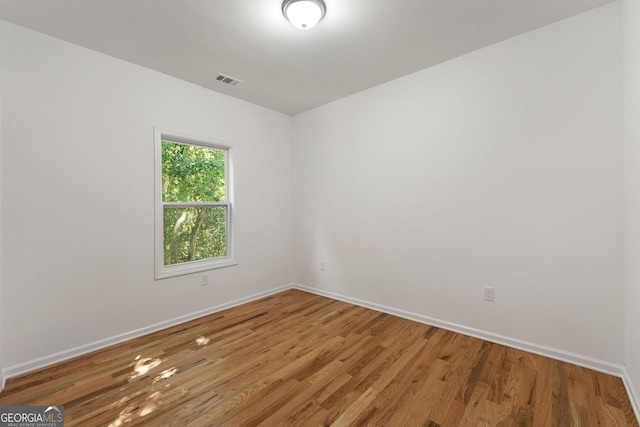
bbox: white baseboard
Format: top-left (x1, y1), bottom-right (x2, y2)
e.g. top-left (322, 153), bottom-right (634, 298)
top-left (292, 284), bottom-right (626, 378)
top-left (622, 367), bottom-right (640, 424)
top-left (1, 284), bottom-right (291, 386)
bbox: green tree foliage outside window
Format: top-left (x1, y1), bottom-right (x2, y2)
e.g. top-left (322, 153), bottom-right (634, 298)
top-left (162, 141), bottom-right (228, 266)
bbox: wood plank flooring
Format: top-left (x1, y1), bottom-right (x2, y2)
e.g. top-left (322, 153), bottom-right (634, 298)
top-left (0, 289), bottom-right (637, 426)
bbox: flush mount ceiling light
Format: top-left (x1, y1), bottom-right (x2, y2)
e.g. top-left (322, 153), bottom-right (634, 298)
top-left (282, 0), bottom-right (326, 30)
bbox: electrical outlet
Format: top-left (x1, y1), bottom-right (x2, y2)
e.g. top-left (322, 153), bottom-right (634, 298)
top-left (483, 286), bottom-right (494, 302)
top-left (320, 261), bottom-right (326, 271)
top-left (201, 274), bottom-right (209, 286)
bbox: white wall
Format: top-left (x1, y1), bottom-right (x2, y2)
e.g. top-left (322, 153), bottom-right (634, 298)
top-left (0, 20), bottom-right (293, 369)
top-left (293, 4), bottom-right (623, 365)
top-left (623, 0), bottom-right (640, 411)
top-left (0, 94), bottom-right (4, 386)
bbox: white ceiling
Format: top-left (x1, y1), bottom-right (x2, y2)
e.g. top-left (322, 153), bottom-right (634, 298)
top-left (0, 0), bottom-right (614, 115)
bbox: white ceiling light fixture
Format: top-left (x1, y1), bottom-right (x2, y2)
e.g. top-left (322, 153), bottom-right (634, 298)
top-left (282, 0), bottom-right (326, 30)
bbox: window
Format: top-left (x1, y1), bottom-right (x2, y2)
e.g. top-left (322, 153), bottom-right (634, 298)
top-left (155, 130), bottom-right (236, 278)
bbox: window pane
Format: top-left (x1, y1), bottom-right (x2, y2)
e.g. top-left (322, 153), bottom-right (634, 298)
top-left (163, 206), bottom-right (227, 266)
top-left (162, 141), bottom-right (226, 202)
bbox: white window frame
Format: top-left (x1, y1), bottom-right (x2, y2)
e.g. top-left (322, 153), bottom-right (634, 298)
top-left (154, 128), bottom-right (237, 279)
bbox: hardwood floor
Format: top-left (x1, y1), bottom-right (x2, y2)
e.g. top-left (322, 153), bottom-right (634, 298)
top-left (0, 289), bottom-right (637, 426)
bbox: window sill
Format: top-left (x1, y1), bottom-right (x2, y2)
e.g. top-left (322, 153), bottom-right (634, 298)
top-left (155, 258), bottom-right (238, 280)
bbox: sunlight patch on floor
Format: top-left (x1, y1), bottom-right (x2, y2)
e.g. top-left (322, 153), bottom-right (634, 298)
top-left (154, 367), bottom-right (177, 383)
top-left (130, 355), bottom-right (162, 379)
top-left (108, 355), bottom-right (172, 427)
top-left (196, 336), bottom-right (210, 346)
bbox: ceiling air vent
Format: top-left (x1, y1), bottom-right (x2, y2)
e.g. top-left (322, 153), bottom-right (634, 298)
top-left (215, 73), bottom-right (243, 87)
